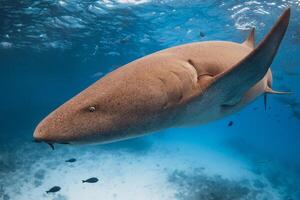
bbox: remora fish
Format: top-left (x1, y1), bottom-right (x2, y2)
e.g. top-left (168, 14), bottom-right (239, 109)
top-left (33, 9), bottom-right (291, 145)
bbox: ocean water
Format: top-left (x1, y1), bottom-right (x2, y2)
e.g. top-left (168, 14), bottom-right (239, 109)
top-left (1, 0), bottom-right (300, 199)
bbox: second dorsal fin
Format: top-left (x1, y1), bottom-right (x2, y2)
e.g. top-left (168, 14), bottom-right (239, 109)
top-left (242, 28), bottom-right (255, 48)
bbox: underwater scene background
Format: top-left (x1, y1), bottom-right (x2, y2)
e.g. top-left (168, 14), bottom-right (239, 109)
top-left (1, 0), bottom-right (300, 199)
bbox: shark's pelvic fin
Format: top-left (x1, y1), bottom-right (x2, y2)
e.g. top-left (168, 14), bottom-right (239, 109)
top-left (242, 28), bottom-right (255, 48)
top-left (263, 86), bottom-right (291, 111)
top-left (264, 86), bottom-right (292, 95)
top-left (202, 8), bottom-right (290, 107)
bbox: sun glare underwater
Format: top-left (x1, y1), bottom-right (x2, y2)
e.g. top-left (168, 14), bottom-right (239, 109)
top-left (1, 0), bottom-right (300, 200)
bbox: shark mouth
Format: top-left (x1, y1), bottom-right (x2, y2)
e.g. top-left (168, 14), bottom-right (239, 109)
top-left (32, 139), bottom-right (70, 150)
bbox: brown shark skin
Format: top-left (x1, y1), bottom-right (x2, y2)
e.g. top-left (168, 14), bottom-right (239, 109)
top-left (33, 8), bottom-right (290, 145)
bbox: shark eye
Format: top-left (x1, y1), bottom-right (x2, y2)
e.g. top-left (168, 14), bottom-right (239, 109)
top-left (88, 106), bottom-right (96, 112)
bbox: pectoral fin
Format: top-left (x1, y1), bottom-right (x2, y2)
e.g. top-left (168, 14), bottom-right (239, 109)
top-left (203, 8), bottom-right (290, 107)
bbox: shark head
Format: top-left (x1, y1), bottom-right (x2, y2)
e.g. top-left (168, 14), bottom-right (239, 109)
top-left (33, 82), bottom-right (129, 145)
top-left (33, 68), bottom-right (169, 145)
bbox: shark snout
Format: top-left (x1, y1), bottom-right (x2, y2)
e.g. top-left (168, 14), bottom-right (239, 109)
top-left (33, 124), bottom-right (70, 150)
top-left (33, 119), bottom-right (71, 144)
top-left (33, 125), bottom-right (55, 150)
top-left (33, 124), bottom-right (48, 142)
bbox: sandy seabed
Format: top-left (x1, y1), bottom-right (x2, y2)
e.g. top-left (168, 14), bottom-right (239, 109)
top-left (1, 133), bottom-right (298, 200)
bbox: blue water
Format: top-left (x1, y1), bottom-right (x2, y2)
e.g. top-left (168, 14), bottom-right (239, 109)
top-left (1, 0), bottom-right (300, 199)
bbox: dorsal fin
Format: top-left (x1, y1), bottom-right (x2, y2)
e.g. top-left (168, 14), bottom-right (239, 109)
top-left (242, 28), bottom-right (255, 48)
top-left (198, 8), bottom-right (291, 107)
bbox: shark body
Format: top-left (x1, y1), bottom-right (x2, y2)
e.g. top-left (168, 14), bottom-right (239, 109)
top-left (33, 8), bottom-right (291, 145)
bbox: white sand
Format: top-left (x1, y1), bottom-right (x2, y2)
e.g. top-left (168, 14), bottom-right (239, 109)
top-left (0, 134), bottom-right (285, 200)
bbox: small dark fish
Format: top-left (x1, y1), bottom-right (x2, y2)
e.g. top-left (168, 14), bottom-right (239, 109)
top-left (82, 177), bottom-right (99, 183)
top-left (228, 121), bottom-right (234, 127)
top-left (65, 158), bottom-right (76, 163)
top-left (46, 186), bottom-right (61, 193)
top-left (199, 31), bottom-right (205, 37)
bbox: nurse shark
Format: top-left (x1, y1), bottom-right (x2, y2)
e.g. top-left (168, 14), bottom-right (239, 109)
top-left (34, 8), bottom-right (291, 146)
